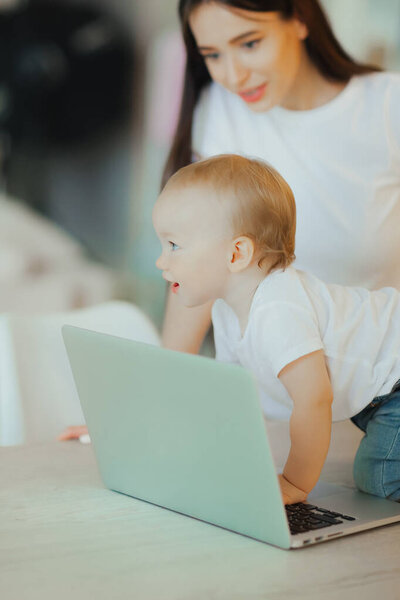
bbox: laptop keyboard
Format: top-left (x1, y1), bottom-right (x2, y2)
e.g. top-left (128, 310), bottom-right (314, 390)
top-left (285, 502), bottom-right (356, 535)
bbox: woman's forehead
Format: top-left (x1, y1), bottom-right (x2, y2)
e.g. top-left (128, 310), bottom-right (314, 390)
top-left (189, 3), bottom-right (280, 43)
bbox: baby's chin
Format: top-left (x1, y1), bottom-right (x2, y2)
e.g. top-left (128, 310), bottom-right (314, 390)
top-left (182, 300), bottom-right (204, 309)
top-left (175, 286), bottom-right (216, 308)
top-left (181, 297), bottom-right (212, 309)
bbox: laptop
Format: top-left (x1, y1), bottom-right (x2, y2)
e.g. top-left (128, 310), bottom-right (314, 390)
top-left (62, 325), bottom-right (400, 550)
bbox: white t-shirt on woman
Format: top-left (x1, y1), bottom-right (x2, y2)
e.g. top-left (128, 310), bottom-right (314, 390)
top-left (212, 267), bottom-right (400, 422)
top-left (193, 72), bottom-right (400, 290)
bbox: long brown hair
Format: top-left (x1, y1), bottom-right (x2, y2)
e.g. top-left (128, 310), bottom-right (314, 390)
top-left (162, 0), bottom-right (379, 187)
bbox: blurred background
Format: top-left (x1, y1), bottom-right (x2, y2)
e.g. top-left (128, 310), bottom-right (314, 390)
top-left (1, 0), bottom-right (399, 329)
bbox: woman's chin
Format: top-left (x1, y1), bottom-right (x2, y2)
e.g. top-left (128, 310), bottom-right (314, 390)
top-left (243, 96), bottom-right (275, 113)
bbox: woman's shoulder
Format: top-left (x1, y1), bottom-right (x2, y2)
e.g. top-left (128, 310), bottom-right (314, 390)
top-left (193, 82), bottom-right (248, 132)
top-left (350, 72), bottom-right (400, 140)
top-left (362, 72), bottom-right (400, 141)
top-left (192, 83), bottom-right (251, 157)
top-left (195, 81), bottom-right (242, 112)
top-left (352, 70), bottom-right (400, 98)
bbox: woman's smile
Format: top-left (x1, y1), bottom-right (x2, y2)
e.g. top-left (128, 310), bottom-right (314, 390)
top-left (238, 82), bottom-right (268, 103)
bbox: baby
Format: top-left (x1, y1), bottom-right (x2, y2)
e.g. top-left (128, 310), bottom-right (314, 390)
top-left (153, 154), bottom-right (400, 505)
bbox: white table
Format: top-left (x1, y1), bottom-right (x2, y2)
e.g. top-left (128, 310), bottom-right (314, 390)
top-left (1, 422), bottom-right (400, 600)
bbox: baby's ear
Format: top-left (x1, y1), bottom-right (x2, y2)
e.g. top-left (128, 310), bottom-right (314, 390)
top-left (228, 236), bottom-right (255, 273)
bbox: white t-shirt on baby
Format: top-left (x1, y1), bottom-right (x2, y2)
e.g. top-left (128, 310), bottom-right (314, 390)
top-left (212, 267), bottom-right (400, 422)
top-left (193, 72), bottom-right (400, 290)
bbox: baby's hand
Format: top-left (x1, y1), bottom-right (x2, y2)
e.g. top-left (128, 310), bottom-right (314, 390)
top-left (58, 425), bottom-right (88, 441)
top-left (278, 474), bottom-right (308, 505)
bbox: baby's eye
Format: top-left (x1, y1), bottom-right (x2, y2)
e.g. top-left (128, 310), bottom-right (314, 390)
top-left (242, 39), bottom-right (261, 50)
top-left (169, 241), bottom-right (180, 251)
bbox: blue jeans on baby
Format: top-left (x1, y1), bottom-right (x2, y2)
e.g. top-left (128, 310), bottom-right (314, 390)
top-left (351, 380), bottom-right (400, 501)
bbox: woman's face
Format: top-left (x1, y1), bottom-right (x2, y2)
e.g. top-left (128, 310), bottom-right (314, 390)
top-left (189, 2), bottom-right (309, 112)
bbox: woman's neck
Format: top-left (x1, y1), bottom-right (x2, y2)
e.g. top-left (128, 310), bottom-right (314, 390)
top-left (280, 49), bottom-right (347, 111)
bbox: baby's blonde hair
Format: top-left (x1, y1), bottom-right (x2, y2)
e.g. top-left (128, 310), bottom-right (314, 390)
top-left (164, 154), bottom-right (296, 272)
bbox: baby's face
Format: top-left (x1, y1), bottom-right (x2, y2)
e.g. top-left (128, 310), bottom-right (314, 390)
top-left (153, 184), bottom-right (233, 307)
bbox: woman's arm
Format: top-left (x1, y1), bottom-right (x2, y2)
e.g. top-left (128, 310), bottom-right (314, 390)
top-left (278, 349), bottom-right (333, 504)
top-left (162, 286), bottom-right (213, 353)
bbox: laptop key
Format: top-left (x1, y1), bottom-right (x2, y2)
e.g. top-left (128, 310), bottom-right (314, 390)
top-left (308, 522), bottom-right (331, 530)
top-left (314, 508), bottom-right (356, 521)
top-left (290, 523), bottom-right (314, 533)
top-left (307, 517), bottom-right (326, 524)
top-left (314, 514), bottom-right (343, 525)
top-left (315, 508), bottom-right (342, 518)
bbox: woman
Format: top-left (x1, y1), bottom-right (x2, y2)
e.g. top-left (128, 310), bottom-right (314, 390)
top-left (161, 0), bottom-right (400, 354)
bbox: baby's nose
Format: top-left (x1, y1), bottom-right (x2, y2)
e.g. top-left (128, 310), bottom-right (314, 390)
top-left (156, 254), bottom-right (165, 270)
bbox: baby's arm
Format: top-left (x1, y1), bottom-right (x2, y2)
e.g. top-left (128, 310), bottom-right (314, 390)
top-left (278, 349), bottom-right (333, 504)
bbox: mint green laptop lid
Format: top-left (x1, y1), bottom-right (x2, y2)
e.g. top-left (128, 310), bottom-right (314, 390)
top-left (62, 325), bottom-right (291, 549)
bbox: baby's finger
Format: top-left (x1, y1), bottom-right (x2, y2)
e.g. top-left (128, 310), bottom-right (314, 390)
top-left (57, 425), bottom-right (88, 441)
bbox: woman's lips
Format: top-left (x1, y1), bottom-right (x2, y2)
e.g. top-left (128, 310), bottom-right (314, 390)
top-left (238, 83), bottom-right (267, 103)
top-left (171, 282), bottom-right (179, 294)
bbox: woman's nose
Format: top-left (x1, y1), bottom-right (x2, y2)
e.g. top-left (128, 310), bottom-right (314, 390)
top-left (224, 55), bottom-right (248, 89)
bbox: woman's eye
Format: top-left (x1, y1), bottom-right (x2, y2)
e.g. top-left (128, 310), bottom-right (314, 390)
top-left (169, 241), bottom-right (179, 251)
top-left (242, 39), bottom-right (261, 50)
top-left (202, 52), bottom-right (219, 61)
